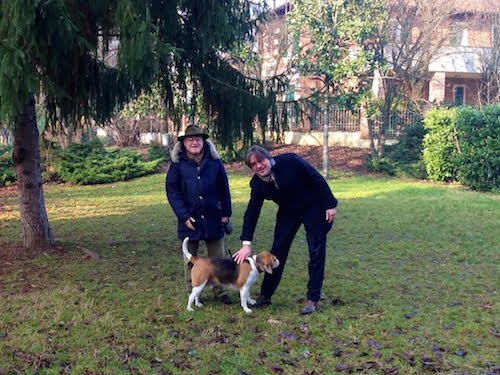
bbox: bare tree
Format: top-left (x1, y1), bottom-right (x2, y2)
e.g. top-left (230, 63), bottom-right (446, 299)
top-left (369, 0), bottom-right (461, 157)
top-left (478, 12), bottom-right (500, 105)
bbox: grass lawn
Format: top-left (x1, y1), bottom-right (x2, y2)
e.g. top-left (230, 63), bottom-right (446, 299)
top-left (0, 171), bottom-right (499, 374)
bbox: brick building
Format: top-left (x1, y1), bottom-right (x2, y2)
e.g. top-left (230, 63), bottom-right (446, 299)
top-left (256, 0), bottom-right (499, 145)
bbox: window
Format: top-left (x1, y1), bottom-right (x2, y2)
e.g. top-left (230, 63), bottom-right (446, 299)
top-left (449, 25), bottom-right (468, 46)
top-left (453, 86), bottom-right (465, 106)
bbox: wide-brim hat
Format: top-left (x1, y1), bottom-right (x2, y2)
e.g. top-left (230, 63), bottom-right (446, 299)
top-left (178, 124), bottom-right (209, 141)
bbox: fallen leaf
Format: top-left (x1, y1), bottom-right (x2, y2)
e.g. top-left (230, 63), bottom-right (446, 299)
top-left (331, 298), bottom-right (345, 306)
top-left (281, 358), bottom-right (296, 367)
top-left (421, 356), bottom-right (444, 372)
top-left (367, 339), bottom-right (382, 349)
top-left (267, 318), bottom-right (281, 324)
top-left (332, 348), bottom-right (343, 357)
top-left (362, 361), bottom-right (380, 370)
top-left (269, 364), bottom-right (284, 373)
top-left (173, 360), bottom-right (191, 370)
top-left (491, 326), bottom-right (500, 338)
top-left (335, 363), bottom-right (353, 373)
top-left (383, 367), bottom-right (398, 374)
top-left (404, 310), bottom-right (418, 319)
top-left (280, 331), bottom-right (297, 341)
top-left (402, 351), bottom-right (416, 366)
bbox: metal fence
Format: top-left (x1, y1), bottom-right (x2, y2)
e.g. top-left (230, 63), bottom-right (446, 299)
top-left (276, 102), bottom-right (361, 132)
top-left (274, 102), bottom-right (421, 139)
top-left (372, 111), bottom-right (422, 139)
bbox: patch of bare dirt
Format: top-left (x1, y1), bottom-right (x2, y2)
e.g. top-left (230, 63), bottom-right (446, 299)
top-left (0, 244), bottom-right (70, 297)
top-left (0, 185), bottom-right (17, 198)
top-left (226, 143), bottom-right (370, 174)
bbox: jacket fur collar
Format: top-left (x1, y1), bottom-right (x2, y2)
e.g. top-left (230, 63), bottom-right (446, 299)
top-left (170, 139), bottom-right (220, 163)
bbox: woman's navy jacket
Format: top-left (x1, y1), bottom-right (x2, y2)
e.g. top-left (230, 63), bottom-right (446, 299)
top-left (240, 153), bottom-right (337, 242)
top-left (166, 140), bottom-right (231, 241)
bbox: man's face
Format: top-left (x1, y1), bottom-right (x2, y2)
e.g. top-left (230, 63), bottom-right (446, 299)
top-left (183, 135), bottom-right (204, 156)
top-left (248, 154), bottom-right (272, 178)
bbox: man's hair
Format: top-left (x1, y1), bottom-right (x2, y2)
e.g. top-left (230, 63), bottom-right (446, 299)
top-left (244, 145), bottom-right (271, 168)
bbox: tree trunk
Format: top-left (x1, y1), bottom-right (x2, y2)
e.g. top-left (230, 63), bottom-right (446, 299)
top-left (322, 78), bottom-right (330, 178)
top-left (13, 95), bottom-right (55, 250)
top-left (367, 118), bottom-right (376, 157)
top-left (322, 101), bottom-right (329, 178)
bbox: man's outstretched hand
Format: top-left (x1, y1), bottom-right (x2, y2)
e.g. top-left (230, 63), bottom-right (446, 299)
top-left (233, 245), bottom-right (251, 264)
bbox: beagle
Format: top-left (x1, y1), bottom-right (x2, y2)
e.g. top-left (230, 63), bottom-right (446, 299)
top-left (182, 237), bottom-right (279, 313)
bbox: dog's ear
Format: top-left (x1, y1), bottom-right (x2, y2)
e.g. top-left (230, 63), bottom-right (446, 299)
top-left (256, 254), bottom-right (272, 274)
top-left (264, 264), bottom-right (273, 274)
top-left (256, 255), bottom-right (265, 272)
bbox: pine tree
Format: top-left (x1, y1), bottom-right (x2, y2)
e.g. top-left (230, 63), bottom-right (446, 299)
top-left (0, 0), bottom-right (274, 250)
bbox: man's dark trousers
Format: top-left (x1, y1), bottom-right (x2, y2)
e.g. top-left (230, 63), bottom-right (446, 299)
top-left (260, 205), bottom-right (333, 302)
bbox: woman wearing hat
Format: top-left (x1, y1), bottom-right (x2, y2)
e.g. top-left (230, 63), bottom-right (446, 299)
top-left (166, 124), bottom-right (232, 304)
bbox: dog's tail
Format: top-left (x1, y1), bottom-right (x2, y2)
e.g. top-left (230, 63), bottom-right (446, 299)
top-left (182, 237), bottom-right (196, 263)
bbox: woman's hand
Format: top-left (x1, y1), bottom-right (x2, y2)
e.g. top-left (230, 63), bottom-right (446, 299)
top-left (185, 217), bottom-right (196, 231)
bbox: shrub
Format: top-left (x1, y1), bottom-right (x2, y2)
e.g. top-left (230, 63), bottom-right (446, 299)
top-left (422, 108), bottom-right (460, 182)
top-left (0, 145), bottom-right (15, 187)
top-left (365, 121), bottom-right (427, 179)
top-left (455, 105), bottom-right (500, 191)
top-left (55, 140), bottom-right (163, 185)
top-left (148, 142), bottom-right (169, 161)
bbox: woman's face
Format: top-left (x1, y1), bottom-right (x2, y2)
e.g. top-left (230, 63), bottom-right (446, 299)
top-left (248, 154), bottom-right (272, 178)
top-left (183, 135), bottom-right (204, 156)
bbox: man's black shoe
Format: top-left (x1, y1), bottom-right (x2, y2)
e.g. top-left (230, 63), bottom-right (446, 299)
top-left (254, 295), bottom-right (272, 307)
top-left (300, 300), bottom-right (317, 315)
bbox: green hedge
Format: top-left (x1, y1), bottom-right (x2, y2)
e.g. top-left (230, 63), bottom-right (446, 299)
top-left (423, 105), bottom-right (500, 191)
top-left (455, 105), bottom-right (500, 191)
top-left (422, 107), bottom-right (460, 182)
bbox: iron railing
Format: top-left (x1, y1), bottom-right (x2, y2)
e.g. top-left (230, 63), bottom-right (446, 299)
top-left (274, 102), bottom-right (421, 139)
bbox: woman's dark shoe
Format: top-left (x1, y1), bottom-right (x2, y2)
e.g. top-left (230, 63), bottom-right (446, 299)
top-left (254, 295), bottom-right (272, 307)
top-left (218, 294), bottom-right (233, 305)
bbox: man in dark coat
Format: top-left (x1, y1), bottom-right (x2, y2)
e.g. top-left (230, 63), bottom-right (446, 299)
top-left (166, 124), bottom-right (232, 304)
top-left (233, 145), bottom-right (337, 314)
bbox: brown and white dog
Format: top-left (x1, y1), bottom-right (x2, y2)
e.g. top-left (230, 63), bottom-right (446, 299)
top-left (182, 237), bottom-right (279, 313)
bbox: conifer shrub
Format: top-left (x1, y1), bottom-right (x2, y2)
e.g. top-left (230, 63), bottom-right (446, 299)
top-left (0, 145), bottom-right (15, 186)
top-left (55, 140), bottom-right (163, 185)
top-left (148, 142), bottom-right (169, 162)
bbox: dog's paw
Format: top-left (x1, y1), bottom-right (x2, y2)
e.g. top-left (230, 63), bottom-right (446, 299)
top-left (248, 298), bottom-right (257, 305)
top-left (195, 301), bottom-right (203, 307)
top-left (243, 307), bottom-right (252, 313)
top-left (187, 306), bottom-right (194, 311)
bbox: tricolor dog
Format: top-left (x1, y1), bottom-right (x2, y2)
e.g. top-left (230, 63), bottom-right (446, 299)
top-left (182, 237), bottom-right (279, 313)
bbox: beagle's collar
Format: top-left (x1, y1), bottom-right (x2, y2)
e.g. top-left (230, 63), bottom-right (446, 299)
top-left (246, 255), bottom-right (263, 273)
